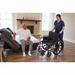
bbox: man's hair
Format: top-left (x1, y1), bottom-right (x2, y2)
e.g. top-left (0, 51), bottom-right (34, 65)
top-left (56, 14), bottom-right (61, 20)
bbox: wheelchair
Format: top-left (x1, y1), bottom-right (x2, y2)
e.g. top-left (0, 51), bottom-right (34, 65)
top-left (37, 31), bottom-right (63, 57)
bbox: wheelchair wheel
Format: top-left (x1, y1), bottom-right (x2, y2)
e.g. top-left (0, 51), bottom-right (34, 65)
top-left (40, 50), bottom-right (45, 56)
top-left (53, 40), bottom-right (62, 55)
top-left (42, 43), bottom-right (49, 50)
top-left (47, 52), bottom-right (51, 57)
top-left (38, 46), bottom-right (42, 53)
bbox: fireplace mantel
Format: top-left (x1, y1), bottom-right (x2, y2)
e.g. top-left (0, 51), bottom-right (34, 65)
top-left (16, 19), bottom-right (41, 24)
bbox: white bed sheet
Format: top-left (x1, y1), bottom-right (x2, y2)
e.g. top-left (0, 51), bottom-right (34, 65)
top-left (15, 35), bottom-right (39, 45)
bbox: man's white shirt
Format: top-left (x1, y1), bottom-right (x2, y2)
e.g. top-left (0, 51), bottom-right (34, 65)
top-left (16, 28), bottom-right (31, 40)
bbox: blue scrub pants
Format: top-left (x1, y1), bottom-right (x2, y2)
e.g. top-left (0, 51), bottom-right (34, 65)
top-left (58, 32), bottom-right (64, 50)
top-left (55, 31), bottom-right (64, 50)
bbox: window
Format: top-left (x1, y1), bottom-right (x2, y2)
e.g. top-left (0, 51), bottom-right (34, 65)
top-left (42, 13), bottom-right (53, 31)
top-left (0, 13), bottom-right (13, 30)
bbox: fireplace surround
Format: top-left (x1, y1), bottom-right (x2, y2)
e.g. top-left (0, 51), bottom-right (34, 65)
top-left (27, 26), bottom-right (34, 34)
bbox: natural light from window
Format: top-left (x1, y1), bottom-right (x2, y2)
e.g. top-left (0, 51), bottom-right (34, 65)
top-left (42, 13), bottom-right (53, 31)
top-left (0, 13), bottom-right (13, 30)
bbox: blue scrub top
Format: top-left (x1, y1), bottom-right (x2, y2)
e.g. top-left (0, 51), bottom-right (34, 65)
top-left (54, 20), bottom-right (65, 33)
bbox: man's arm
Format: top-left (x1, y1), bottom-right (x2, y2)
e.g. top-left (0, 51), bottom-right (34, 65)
top-left (12, 33), bottom-right (16, 40)
top-left (59, 26), bottom-right (65, 34)
top-left (25, 37), bottom-right (31, 45)
top-left (25, 30), bottom-right (31, 45)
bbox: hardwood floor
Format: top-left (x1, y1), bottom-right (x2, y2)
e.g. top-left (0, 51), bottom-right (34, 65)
top-left (3, 41), bottom-right (75, 62)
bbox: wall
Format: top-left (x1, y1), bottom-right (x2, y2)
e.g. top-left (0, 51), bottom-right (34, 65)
top-left (61, 13), bottom-right (75, 43)
top-left (13, 13), bottom-right (42, 34)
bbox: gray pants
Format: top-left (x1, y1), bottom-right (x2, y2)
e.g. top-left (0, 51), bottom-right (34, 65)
top-left (20, 40), bottom-right (33, 52)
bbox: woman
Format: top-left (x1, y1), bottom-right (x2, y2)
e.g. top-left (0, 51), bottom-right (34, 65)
top-left (51, 14), bottom-right (65, 50)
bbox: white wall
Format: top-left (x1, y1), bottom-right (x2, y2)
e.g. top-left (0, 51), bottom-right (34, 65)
top-left (61, 13), bottom-right (75, 43)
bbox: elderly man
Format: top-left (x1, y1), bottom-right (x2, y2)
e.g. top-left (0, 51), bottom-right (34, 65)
top-left (12, 23), bottom-right (33, 57)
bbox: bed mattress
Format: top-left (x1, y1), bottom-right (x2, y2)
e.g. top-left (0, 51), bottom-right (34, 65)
top-left (15, 35), bottom-right (39, 45)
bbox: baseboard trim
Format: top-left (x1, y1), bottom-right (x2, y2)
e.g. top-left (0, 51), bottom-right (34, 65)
top-left (63, 37), bottom-right (75, 43)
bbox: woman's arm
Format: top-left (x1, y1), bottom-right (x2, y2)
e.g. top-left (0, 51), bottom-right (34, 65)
top-left (51, 26), bottom-right (55, 32)
top-left (59, 26), bottom-right (65, 34)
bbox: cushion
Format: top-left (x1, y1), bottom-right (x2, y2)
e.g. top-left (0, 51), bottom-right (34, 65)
top-left (0, 28), bottom-right (13, 34)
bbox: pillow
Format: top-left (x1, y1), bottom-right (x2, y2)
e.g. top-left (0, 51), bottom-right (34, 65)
top-left (0, 28), bottom-right (13, 34)
top-left (7, 28), bottom-right (13, 34)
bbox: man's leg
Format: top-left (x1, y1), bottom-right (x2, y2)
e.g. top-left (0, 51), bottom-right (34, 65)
top-left (28, 40), bottom-right (33, 56)
top-left (20, 40), bottom-right (26, 57)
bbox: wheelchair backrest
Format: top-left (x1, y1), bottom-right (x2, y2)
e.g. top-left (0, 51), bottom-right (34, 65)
top-left (48, 31), bottom-right (59, 41)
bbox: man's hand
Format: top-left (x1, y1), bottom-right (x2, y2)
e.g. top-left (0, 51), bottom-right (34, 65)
top-left (25, 41), bottom-right (28, 45)
top-left (12, 33), bottom-right (16, 40)
top-left (25, 37), bottom-right (30, 45)
top-left (59, 31), bottom-right (62, 34)
top-left (12, 37), bottom-right (15, 40)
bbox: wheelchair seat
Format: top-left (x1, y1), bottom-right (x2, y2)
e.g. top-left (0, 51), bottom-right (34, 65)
top-left (43, 31), bottom-right (58, 43)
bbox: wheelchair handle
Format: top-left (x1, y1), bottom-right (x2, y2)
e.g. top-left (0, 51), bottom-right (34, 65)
top-left (50, 31), bottom-right (59, 34)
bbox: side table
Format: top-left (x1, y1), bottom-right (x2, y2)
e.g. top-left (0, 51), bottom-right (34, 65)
top-left (0, 41), bottom-right (4, 62)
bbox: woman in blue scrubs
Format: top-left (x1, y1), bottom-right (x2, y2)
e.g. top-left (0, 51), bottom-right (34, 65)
top-left (51, 14), bottom-right (65, 50)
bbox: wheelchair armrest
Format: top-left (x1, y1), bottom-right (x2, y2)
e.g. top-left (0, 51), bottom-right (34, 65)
top-left (43, 35), bottom-right (48, 41)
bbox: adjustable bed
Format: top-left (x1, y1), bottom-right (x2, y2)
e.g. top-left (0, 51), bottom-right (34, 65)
top-left (0, 28), bottom-right (39, 50)
top-left (15, 35), bottom-right (39, 50)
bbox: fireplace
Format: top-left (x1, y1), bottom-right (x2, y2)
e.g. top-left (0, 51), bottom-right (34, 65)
top-left (27, 26), bottom-right (34, 34)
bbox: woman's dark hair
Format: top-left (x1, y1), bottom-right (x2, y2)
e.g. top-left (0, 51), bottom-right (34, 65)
top-left (56, 14), bottom-right (61, 20)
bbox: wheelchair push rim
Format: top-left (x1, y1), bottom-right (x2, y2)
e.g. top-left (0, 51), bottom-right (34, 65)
top-left (53, 40), bottom-right (62, 55)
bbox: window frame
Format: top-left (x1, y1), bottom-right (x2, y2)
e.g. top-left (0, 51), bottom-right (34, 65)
top-left (41, 13), bottom-right (51, 31)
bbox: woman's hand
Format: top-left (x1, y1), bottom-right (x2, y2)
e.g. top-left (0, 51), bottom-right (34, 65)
top-left (51, 30), bottom-right (53, 32)
top-left (59, 31), bottom-right (62, 34)
top-left (59, 27), bottom-right (65, 34)
top-left (51, 26), bottom-right (55, 32)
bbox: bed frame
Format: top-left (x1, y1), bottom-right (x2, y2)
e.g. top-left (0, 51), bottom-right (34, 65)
top-left (0, 28), bottom-right (39, 51)
top-left (3, 41), bottom-right (38, 51)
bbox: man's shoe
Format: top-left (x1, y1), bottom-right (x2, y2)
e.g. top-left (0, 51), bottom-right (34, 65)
top-left (28, 51), bottom-right (32, 56)
top-left (23, 52), bottom-right (26, 57)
